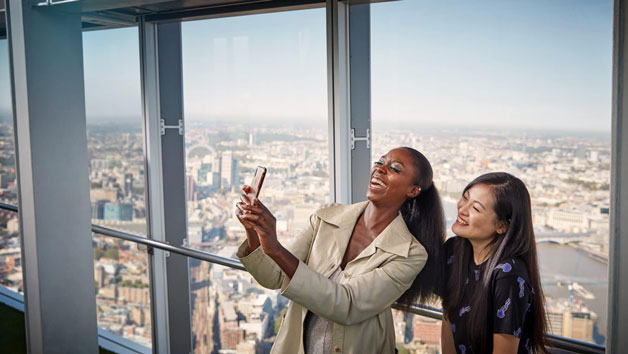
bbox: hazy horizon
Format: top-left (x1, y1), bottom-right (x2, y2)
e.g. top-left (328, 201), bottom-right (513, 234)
top-left (0, 0), bottom-right (613, 133)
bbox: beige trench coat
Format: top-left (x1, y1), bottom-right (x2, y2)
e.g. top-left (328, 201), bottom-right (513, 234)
top-left (236, 201), bottom-right (428, 354)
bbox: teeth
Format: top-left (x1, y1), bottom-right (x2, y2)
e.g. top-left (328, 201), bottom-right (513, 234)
top-left (457, 216), bottom-right (468, 225)
top-left (370, 177), bottom-right (385, 187)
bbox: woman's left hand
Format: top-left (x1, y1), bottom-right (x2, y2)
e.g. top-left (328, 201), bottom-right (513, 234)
top-left (241, 199), bottom-right (281, 255)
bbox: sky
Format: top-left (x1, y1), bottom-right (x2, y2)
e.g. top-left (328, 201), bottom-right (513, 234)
top-left (0, 0), bottom-right (614, 131)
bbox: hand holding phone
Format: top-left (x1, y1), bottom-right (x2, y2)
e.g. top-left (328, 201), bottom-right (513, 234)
top-left (246, 166), bottom-right (267, 203)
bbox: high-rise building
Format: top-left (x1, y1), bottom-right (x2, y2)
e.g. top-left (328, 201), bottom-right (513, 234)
top-left (220, 151), bottom-right (240, 189)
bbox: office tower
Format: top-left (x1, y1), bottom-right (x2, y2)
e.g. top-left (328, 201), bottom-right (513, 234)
top-left (220, 151), bottom-right (239, 189)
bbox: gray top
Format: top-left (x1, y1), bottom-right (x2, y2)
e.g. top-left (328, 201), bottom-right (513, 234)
top-left (303, 268), bottom-right (344, 354)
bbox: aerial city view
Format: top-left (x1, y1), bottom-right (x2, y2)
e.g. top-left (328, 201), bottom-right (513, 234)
top-left (0, 117), bottom-right (610, 353)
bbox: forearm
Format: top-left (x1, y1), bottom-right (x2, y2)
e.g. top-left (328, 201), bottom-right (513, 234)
top-left (266, 243), bottom-right (299, 279)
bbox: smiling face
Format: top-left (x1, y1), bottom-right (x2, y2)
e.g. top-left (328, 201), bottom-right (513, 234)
top-left (452, 184), bottom-right (507, 245)
top-left (366, 148), bottom-right (421, 207)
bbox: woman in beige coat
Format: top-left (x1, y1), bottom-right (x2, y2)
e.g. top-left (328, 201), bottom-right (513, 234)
top-left (235, 147), bottom-right (445, 354)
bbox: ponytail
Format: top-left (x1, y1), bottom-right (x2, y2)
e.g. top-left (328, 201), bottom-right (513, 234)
top-left (396, 148), bottom-right (446, 307)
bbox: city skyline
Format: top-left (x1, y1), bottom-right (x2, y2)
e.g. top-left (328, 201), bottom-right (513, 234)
top-left (0, 120), bottom-right (612, 349)
top-left (0, 0), bottom-right (614, 132)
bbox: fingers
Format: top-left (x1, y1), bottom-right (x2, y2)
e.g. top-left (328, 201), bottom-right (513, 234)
top-left (240, 194), bottom-right (252, 206)
top-left (252, 198), bottom-right (274, 220)
top-left (234, 209), bottom-right (255, 228)
top-left (242, 185), bottom-right (253, 193)
top-left (240, 213), bottom-right (263, 222)
top-left (237, 201), bottom-right (264, 215)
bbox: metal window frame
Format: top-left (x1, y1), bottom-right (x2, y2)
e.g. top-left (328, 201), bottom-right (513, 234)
top-left (327, 0), bottom-right (371, 204)
top-left (608, 0), bottom-right (628, 351)
top-left (139, 18), bottom-right (171, 354)
top-left (140, 18), bottom-right (193, 354)
top-left (327, 0), bottom-right (351, 204)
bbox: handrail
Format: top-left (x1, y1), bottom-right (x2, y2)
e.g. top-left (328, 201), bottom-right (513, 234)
top-left (1, 200), bottom-right (245, 270)
top-left (0, 201), bottom-right (607, 353)
top-left (0, 201), bottom-right (18, 213)
top-left (90, 224), bottom-right (246, 271)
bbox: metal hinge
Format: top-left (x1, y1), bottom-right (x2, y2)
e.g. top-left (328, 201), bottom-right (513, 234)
top-left (351, 128), bottom-right (370, 150)
top-left (160, 119), bottom-right (184, 135)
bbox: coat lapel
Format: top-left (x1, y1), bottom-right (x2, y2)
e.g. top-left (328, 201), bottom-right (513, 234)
top-left (314, 201), bottom-right (368, 266)
top-left (313, 201), bottom-right (415, 270)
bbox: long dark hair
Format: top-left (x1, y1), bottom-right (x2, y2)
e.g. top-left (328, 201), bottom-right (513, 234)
top-left (443, 172), bottom-right (549, 353)
top-left (396, 147), bottom-right (446, 307)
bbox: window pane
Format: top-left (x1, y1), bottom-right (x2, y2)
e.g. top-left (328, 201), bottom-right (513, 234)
top-left (83, 27), bottom-right (152, 349)
top-left (0, 38), bottom-right (21, 294)
top-left (372, 0), bottom-right (612, 349)
top-left (181, 8), bottom-right (329, 352)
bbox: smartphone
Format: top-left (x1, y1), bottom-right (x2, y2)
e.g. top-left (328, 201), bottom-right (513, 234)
top-left (247, 166), bottom-right (267, 202)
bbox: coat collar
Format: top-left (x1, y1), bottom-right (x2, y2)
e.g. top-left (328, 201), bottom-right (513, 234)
top-left (314, 201), bottom-right (415, 258)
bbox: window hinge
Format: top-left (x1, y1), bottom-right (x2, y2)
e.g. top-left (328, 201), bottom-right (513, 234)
top-left (160, 119), bottom-right (184, 135)
top-left (351, 128), bottom-right (370, 150)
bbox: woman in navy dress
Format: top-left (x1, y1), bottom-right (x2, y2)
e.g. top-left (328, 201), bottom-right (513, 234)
top-left (441, 172), bottom-right (549, 354)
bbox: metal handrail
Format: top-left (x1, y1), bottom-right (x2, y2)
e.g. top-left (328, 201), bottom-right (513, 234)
top-left (91, 224), bottom-right (246, 271)
top-left (0, 201), bottom-right (607, 353)
top-left (0, 201), bottom-right (18, 213)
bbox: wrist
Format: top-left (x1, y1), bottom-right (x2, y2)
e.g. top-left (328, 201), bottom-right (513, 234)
top-left (264, 241), bottom-right (285, 259)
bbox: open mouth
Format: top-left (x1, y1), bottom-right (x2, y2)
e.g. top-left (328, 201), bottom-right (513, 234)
top-left (369, 176), bottom-right (387, 190)
top-left (455, 215), bottom-right (469, 226)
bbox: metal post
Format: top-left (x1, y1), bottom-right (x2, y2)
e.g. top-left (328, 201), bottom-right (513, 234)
top-left (139, 18), bottom-right (192, 353)
top-left (6, 0), bottom-right (98, 352)
top-left (327, 0), bottom-right (371, 204)
top-left (139, 19), bottom-right (170, 354)
top-left (348, 3), bottom-right (371, 203)
top-left (608, 0), bottom-right (628, 351)
top-left (327, 0), bottom-right (351, 204)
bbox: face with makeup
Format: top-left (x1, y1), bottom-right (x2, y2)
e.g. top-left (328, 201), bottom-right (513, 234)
top-left (367, 148), bottom-right (421, 207)
top-left (452, 184), bottom-right (507, 244)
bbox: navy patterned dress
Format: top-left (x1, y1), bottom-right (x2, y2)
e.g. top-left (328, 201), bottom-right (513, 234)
top-left (444, 237), bottom-right (534, 354)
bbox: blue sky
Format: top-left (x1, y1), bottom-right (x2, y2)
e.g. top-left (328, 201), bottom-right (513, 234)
top-left (0, 0), bottom-right (613, 131)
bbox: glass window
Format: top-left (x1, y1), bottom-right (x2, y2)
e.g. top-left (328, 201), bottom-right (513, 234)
top-left (0, 39), bottom-right (21, 294)
top-left (181, 8), bottom-right (329, 351)
top-left (372, 0), bottom-right (612, 349)
top-left (83, 27), bottom-right (152, 349)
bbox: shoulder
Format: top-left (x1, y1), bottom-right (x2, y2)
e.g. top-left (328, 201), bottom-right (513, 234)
top-left (312, 201), bottom-right (368, 226)
top-left (491, 257), bottom-right (530, 281)
top-left (444, 236), bottom-right (463, 265)
top-left (313, 202), bottom-right (343, 215)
